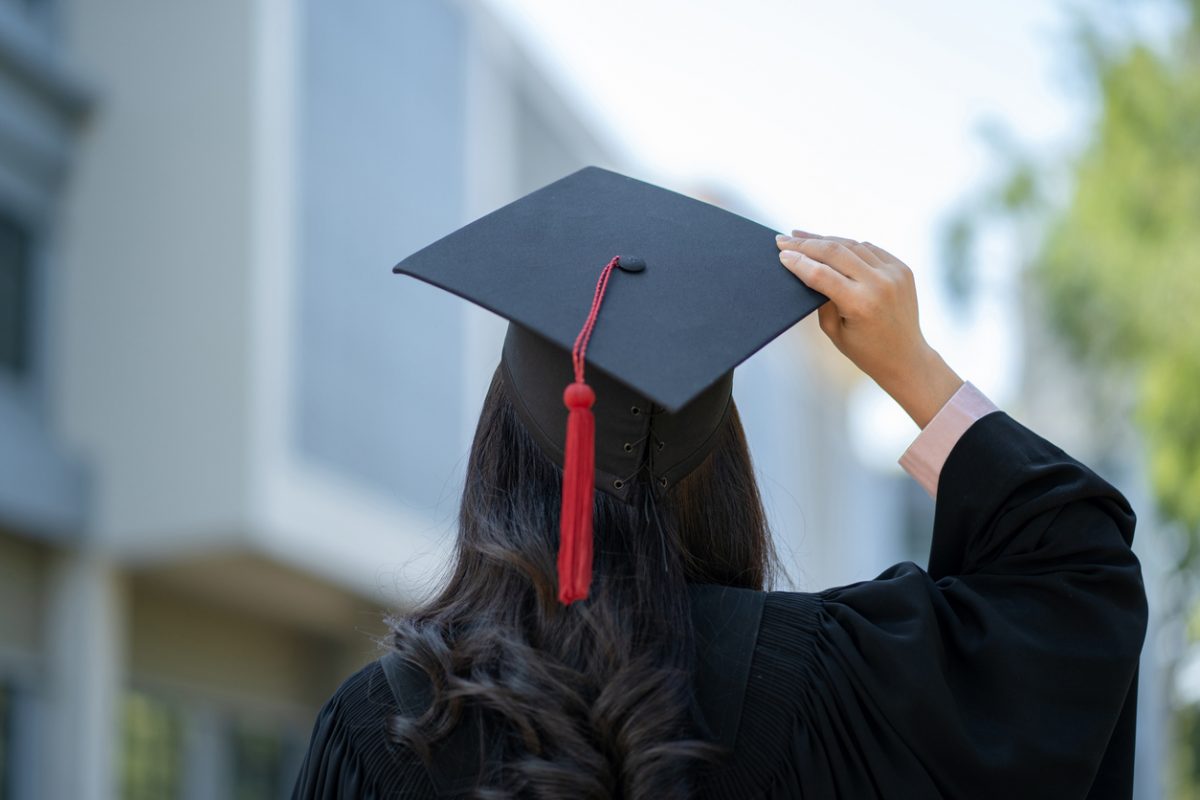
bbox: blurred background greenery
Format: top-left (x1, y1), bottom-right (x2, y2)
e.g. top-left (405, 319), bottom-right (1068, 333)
top-left (947, 0), bottom-right (1200, 794)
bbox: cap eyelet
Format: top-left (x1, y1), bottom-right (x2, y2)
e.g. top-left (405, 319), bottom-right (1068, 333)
top-left (613, 479), bottom-right (624, 489)
top-left (623, 442), bottom-right (633, 453)
top-left (630, 406), bottom-right (641, 416)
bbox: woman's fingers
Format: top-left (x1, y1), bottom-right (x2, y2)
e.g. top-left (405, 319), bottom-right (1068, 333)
top-left (790, 230), bottom-right (886, 268)
top-left (778, 248), bottom-right (855, 302)
top-left (776, 235), bottom-right (875, 279)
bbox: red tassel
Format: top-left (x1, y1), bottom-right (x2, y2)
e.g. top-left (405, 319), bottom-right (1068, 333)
top-left (557, 256), bottom-right (621, 606)
top-left (558, 381), bottom-right (595, 604)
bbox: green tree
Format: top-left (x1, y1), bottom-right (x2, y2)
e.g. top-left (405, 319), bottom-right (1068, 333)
top-left (951, 0), bottom-right (1200, 560)
top-left (949, 3), bottom-right (1200, 794)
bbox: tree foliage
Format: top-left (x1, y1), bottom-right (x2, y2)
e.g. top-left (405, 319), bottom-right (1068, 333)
top-left (952, 1), bottom-right (1200, 564)
top-left (1044, 12), bottom-right (1200, 543)
top-left (947, 7), bottom-right (1200, 792)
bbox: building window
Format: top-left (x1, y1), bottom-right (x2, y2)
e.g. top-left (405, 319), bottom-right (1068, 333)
top-left (120, 691), bottom-right (184, 800)
top-left (0, 214), bottom-right (32, 377)
top-left (230, 725), bottom-right (292, 800)
top-left (0, 0), bottom-right (53, 24)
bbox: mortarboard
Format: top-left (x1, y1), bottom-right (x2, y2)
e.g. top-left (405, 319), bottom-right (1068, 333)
top-left (392, 166), bottom-right (824, 604)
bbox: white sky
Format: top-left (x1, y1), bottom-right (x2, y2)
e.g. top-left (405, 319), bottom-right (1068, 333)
top-left (481, 0), bottom-right (1097, 465)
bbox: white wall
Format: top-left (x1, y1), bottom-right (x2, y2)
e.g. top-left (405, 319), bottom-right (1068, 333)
top-left (57, 0), bottom-right (257, 551)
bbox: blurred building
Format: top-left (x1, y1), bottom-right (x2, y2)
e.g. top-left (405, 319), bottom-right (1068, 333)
top-left (0, 1), bottom-right (899, 798)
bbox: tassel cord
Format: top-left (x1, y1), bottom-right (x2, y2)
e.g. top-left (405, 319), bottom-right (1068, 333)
top-left (557, 256), bottom-right (622, 605)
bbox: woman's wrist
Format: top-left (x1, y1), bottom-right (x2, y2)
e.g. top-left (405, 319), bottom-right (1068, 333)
top-left (876, 346), bottom-right (964, 429)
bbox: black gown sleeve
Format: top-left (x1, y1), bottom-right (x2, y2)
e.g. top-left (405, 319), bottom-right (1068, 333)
top-left (291, 660), bottom-right (437, 799)
top-left (747, 412), bottom-right (1148, 799)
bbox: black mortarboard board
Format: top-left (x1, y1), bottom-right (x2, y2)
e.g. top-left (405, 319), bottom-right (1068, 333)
top-left (394, 166), bottom-right (823, 414)
top-left (392, 166), bottom-right (824, 603)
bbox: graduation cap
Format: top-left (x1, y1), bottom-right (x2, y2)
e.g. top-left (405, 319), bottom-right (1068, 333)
top-left (392, 166), bottom-right (824, 604)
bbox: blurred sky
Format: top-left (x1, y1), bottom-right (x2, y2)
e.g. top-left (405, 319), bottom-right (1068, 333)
top-left (481, 0), bottom-right (1171, 467)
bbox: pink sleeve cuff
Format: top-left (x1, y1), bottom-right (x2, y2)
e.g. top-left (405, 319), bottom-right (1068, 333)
top-left (898, 382), bottom-right (999, 498)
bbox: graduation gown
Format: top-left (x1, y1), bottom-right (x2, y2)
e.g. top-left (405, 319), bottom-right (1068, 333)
top-left (291, 412), bottom-right (1148, 798)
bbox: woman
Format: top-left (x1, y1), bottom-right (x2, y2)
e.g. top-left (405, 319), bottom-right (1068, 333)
top-left (292, 170), bottom-right (1147, 799)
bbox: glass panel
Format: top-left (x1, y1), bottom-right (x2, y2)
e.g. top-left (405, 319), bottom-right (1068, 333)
top-left (120, 691), bottom-right (183, 800)
top-left (230, 725), bottom-right (286, 800)
top-left (0, 214), bottom-right (31, 376)
top-left (0, 0), bottom-right (52, 21)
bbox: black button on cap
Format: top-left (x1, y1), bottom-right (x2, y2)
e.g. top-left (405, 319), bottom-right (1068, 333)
top-left (617, 255), bottom-right (646, 273)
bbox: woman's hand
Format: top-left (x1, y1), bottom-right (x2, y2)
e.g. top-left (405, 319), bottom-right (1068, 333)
top-left (776, 231), bottom-right (963, 429)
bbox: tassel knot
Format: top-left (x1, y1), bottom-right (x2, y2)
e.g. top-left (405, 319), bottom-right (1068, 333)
top-left (563, 382), bottom-right (595, 410)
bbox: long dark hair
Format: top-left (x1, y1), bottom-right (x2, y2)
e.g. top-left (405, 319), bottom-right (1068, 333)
top-left (388, 366), bottom-right (776, 798)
